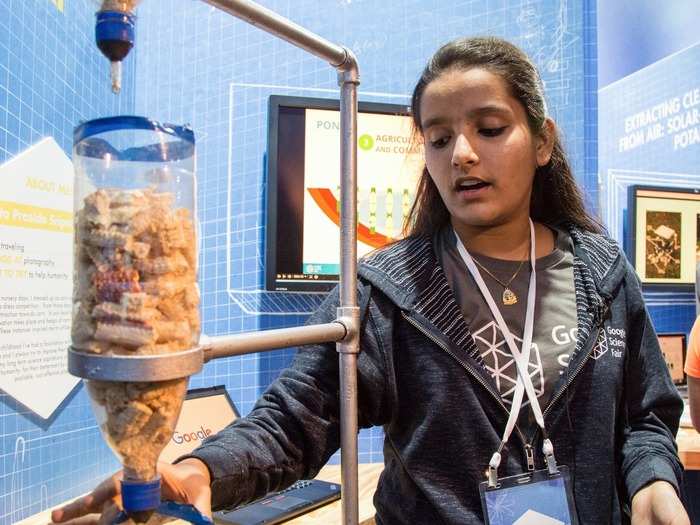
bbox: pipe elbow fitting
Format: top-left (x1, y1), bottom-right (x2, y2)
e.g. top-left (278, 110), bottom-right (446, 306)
top-left (336, 47), bottom-right (360, 84)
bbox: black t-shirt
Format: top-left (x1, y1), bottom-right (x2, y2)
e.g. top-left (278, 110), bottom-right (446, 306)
top-left (437, 227), bottom-right (578, 434)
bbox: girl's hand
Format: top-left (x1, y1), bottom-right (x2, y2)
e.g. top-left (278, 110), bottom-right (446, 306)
top-left (50, 459), bottom-right (212, 525)
top-left (631, 480), bottom-right (690, 525)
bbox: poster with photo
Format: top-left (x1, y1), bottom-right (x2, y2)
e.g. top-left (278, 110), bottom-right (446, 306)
top-left (645, 211), bottom-right (681, 278)
top-left (632, 186), bottom-right (700, 286)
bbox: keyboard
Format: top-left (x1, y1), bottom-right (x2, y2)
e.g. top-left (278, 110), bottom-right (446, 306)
top-left (213, 479), bottom-right (342, 525)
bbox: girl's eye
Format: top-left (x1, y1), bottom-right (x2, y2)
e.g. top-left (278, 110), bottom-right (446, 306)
top-left (479, 126), bottom-right (507, 137)
top-left (430, 136), bottom-right (450, 149)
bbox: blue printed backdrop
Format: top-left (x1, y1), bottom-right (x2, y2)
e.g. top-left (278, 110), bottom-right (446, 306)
top-left (597, 2), bottom-right (700, 337)
top-left (0, 1), bottom-right (136, 524)
top-left (133, 0), bottom-right (594, 463)
top-left (0, 0), bottom-right (595, 523)
top-left (597, 0), bottom-right (700, 89)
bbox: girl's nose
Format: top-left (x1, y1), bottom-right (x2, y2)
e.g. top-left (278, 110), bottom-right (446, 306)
top-left (451, 134), bottom-right (479, 169)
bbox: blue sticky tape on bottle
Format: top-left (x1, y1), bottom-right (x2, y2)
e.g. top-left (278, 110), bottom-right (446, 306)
top-left (95, 11), bottom-right (135, 47)
top-left (157, 501), bottom-right (214, 525)
top-left (121, 477), bottom-right (161, 512)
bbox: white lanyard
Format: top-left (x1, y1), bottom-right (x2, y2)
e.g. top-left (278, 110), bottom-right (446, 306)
top-left (453, 220), bottom-right (557, 484)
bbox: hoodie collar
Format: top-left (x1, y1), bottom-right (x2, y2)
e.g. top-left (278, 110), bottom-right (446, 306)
top-left (358, 225), bottom-right (624, 359)
top-left (359, 225), bottom-right (623, 305)
top-left (358, 235), bottom-right (483, 364)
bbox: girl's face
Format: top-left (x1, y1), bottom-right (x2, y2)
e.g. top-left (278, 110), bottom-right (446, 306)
top-left (419, 67), bottom-right (553, 230)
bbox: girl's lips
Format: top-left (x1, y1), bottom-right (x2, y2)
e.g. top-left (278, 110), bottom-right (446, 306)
top-left (455, 183), bottom-right (491, 199)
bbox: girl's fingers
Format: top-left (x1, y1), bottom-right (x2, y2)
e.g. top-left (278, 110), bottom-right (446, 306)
top-left (97, 501), bottom-right (121, 525)
top-left (191, 486), bottom-right (213, 518)
top-left (51, 474), bottom-right (120, 523)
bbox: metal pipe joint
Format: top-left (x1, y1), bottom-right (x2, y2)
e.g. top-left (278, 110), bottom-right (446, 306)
top-left (336, 47), bottom-right (360, 84)
top-left (336, 306), bottom-right (360, 354)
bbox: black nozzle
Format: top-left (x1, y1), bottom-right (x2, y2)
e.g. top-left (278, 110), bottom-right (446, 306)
top-left (125, 509), bottom-right (156, 524)
top-left (97, 39), bottom-right (133, 62)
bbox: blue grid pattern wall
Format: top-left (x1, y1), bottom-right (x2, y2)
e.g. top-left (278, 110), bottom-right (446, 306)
top-left (0, 1), bottom-right (137, 524)
top-left (0, 0), bottom-right (595, 522)
top-left (134, 0), bottom-right (593, 466)
top-left (598, 18), bottom-right (700, 338)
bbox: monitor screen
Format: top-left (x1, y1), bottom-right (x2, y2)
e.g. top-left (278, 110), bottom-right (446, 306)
top-left (159, 386), bottom-right (239, 463)
top-left (628, 185), bottom-right (700, 288)
top-left (265, 95), bottom-right (423, 292)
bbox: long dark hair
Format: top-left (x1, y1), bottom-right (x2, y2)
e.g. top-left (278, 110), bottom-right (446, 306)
top-left (404, 36), bottom-right (602, 236)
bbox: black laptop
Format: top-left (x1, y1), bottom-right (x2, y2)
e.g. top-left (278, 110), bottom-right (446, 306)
top-left (213, 479), bottom-right (341, 525)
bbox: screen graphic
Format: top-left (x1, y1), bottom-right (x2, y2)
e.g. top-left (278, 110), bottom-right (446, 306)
top-left (266, 97), bottom-right (423, 292)
top-left (302, 108), bottom-right (421, 275)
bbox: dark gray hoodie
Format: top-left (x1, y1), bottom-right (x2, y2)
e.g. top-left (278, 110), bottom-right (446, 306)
top-left (183, 226), bottom-right (683, 524)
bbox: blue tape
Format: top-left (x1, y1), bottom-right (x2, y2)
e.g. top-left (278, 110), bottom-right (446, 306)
top-left (95, 11), bottom-right (135, 47)
top-left (157, 501), bottom-right (214, 525)
top-left (120, 477), bottom-right (161, 512)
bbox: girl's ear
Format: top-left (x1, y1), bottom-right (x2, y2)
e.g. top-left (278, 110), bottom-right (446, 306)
top-left (535, 118), bottom-right (556, 167)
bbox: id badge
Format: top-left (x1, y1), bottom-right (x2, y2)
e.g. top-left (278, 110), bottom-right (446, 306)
top-left (479, 465), bottom-right (578, 525)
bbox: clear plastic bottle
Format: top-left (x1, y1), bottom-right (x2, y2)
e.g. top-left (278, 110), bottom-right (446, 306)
top-left (72, 116), bottom-right (199, 521)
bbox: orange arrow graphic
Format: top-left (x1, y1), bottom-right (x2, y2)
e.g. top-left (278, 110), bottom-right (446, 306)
top-left (307, 187), bottom-right (396, 249)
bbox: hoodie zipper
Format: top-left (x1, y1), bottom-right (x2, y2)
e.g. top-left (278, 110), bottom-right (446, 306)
top-left (527, 305), bottom-right (609, 451)
top-left (544, 305), bottom-right (608, 421)
top-left (401, 312), bottom-right (530, 455)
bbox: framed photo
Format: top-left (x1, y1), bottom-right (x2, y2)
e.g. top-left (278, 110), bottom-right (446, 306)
top-left (628, 185), bottom-right (700, 289)
top-left (657, 333), bottom-right (687, 385)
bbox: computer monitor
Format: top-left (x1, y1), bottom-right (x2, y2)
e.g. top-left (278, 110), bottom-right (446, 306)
top-left (265, 95), bottom-right (423, 292)
top-left (160, 385), bottom-right (239, 463)
top-left (658, 333), bottom-right (687, 385)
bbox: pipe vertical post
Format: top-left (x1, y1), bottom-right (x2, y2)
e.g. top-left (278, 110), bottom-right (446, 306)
top-left (336, 49), bottom-right (360, 525)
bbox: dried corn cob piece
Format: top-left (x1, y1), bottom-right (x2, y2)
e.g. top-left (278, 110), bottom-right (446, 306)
top-left (85, 227), bottom-right (132, 249)
top-left (109, 189), bottom-right (147, 208)
top-left (92, 301), bottom-right (161, 324)
top-left (129, 240), bottom-right (151, 259)
top-left (93, 267), bottom-right (141, 303)
top-left (120, 292), bottom-right (158, 312)
top-left (84, 189), bottom-right (111, 217)
top-left (129, 213), bottom-right (152, 237)
top-left (95, 321), bottom-right (155, 347)
top-left (136, 251), bottom-right (189, 275)
top-left (108, 401), bottom-right (153, 441)
top-left (108, 205), bottom-right (141, 225)
top-left (141, 274), bottom-right (189, 298)
top-left (157, 293), bottom-right (188, 321)
top-left (153, 320), bottom-right (190, 344)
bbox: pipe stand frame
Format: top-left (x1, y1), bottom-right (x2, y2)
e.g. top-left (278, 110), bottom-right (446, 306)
top-left (73, 1), bottom-right (364, 523)
top-left (202, 6), bottom-right (364, 517)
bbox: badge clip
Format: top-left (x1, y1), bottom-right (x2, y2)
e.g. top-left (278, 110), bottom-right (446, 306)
top-left (543, 438), bottom-right (558, 475)
top-left (486, 451), bottom-right (501, 488)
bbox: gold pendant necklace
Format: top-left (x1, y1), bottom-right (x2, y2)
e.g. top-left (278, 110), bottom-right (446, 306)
top-left (502, 288), bottom-right (518, 306)
top-left (472, 255), bottom-right (527, 305)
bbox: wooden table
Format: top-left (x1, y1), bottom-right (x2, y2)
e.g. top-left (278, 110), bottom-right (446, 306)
top-left (677, 426), bottom-right (700, 470)
top-left (286, 463), bottom-right (383, 524)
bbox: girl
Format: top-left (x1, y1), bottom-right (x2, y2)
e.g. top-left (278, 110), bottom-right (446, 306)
top-left (54, 37), bottom-right (688, 525)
